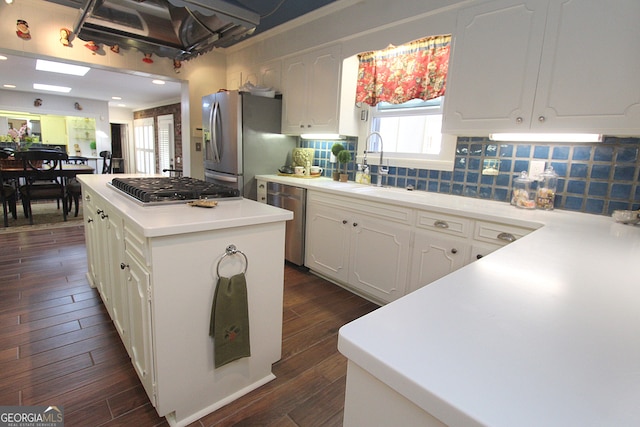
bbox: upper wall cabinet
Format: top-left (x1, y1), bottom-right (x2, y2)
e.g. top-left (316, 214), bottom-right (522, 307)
top-left (442, 0), bottom-right (640, 136)
top-left (281, 44), bottom-right (358, 136)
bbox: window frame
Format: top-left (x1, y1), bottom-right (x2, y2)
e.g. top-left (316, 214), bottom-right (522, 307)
top-left (356, 98), bottom-right (455, 171)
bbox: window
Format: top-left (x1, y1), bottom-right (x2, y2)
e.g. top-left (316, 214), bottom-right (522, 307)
top-left (359, 96), bottom-right (455, 171)
top-left (133, 118), bottom-right (155, 174)
top-left (157, 114), bottom-right (174, 176)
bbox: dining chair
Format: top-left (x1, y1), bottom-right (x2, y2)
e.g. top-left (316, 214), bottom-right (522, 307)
top-left (0, 151), bottom-right (18, 227)
top-left (65, 156), bottom-right (88, 217)
top-left (100, 150), bottom-right (112, 174)
top-left (15, 149), bottom-right (69, 225)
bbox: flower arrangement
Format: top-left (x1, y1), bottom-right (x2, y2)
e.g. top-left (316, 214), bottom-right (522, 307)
top-left (7, 123), bottom-right (29, 142)
top-left (5, 124), bottom-right (34, 151)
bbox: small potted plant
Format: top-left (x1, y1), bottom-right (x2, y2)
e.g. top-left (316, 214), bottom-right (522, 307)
top-left (337, 149), bottom-right (351, 182)
top-left (89, 141), bottom-right (97, 156)
top-left (331, 143), bottom-right (345, 181)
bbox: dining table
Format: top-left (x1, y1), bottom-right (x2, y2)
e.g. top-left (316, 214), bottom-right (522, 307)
top-left (0, 163), bottom-right (95, 179)
top-left (0, 162), bottom-right (95, 226)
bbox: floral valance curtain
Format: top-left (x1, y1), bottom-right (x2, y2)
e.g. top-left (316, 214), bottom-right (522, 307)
top-left (356, 35), bottom-right (452, 106)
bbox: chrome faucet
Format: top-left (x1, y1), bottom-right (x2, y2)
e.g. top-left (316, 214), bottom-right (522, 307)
top-left (365, 132), bottom-right (388, 187)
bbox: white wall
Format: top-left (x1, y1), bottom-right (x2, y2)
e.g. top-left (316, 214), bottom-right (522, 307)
top-left (224, 0), bottom-right (466, 89)
top-left (0, 88), bottom-right (111, 153)
top-left (0, 0), bottom-right (470, 177)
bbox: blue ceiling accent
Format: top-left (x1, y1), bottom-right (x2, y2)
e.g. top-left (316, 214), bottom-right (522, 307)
top-left (237, 0), bottom-right (337, 37)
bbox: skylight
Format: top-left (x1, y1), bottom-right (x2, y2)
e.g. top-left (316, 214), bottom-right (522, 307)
top-left (35, 59), bottom-right (90, 76)
top-left (33, 83), bottom-right (72, 93)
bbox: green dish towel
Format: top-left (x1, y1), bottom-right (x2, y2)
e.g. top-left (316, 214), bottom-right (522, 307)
top-left (210, 273), bottom-right (251, 368)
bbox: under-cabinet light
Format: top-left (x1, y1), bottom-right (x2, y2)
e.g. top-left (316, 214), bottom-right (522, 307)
top-left (36, 59), bottom-right (90, 76)
top-left (489, 133), bottom-right (602, 143)
top-left (300, 133), bottom-right (343, 140)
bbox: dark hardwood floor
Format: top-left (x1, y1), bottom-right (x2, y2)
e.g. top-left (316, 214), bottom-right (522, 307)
top-left (0, 225), bottom-right (379, 426)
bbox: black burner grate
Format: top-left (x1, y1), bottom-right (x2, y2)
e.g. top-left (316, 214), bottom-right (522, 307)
top-left (111, 177), bottom-right (240, 203)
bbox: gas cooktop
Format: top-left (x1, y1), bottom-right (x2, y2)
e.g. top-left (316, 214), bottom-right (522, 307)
top-left (109, 177), bottom-right (240, 205)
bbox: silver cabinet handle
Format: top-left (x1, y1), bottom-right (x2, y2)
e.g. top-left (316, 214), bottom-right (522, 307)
top-left (342, 220), bottom-right (348, 224)
top-left (120, 263), bottom-right (129, 270)
top-left (434, 220), bottom-right (449, 229)
top-left (497, 232), bottom-right (516, 243)
top-left (352, 222), bottom-right (358, 227)
top-left (451, 248), bottom-right (458, 254)
top-left (516, 117), bottom-right (523, 124)
top-left (538, 116), bottom-right (546, 123)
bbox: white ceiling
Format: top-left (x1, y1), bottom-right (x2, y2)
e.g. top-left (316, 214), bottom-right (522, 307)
top-left (0, 0), bottom-right (339, 112)
top-left (0, 52), bottom-right (183, 111)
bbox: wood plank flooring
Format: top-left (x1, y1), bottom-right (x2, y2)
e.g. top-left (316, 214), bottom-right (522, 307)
top-left (0, 225), bottom-right (379, 426)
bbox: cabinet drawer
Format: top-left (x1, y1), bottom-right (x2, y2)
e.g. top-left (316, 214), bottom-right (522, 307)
top-left (473, 221), bottom-right (535, 246)
top-left (124, 225), bottom-right (150, 266)
top-left (309, 192), bottom-right (413, 225)
top-left (415, 210), bottom-right (472, 237)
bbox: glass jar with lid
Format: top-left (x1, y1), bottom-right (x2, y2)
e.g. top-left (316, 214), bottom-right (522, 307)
top-left (511, 171), bottom-right (536, 209)
top-left (536, 165), bottom-right (558, 210)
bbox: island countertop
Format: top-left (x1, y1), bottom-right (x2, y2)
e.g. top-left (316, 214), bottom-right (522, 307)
top-left (78, 174), bottom-right (293, 237)
top-left (257, 174), bottom-right (640, 426)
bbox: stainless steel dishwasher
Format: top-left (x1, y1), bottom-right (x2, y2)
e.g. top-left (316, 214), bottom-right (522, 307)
top-left (267, 182), bottom-right (306, 266)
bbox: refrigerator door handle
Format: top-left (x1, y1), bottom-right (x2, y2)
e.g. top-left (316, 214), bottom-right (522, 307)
top-left (204, 103), bottom-right (218, 162)
top-left (204, 170), bottom-right (239, 183)
top-left (211, 101), bottom-right (221, 163)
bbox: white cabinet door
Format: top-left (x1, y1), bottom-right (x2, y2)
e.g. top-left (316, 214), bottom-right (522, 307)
top-left (125, 249), bottom-right (155, 407)
top-left (82, 190), bottom-right (99, 287)
top-left (469, 242), bottom-right (502, 263)
top-left (443, 0), bottom-right (547, 133)
top-left (531, 0), bottom-right (640, 134)
top-left (106, 208), bottom-right (129, 351)
top-left (256, 179), bottom-right (267, 204)
top-left (306, 195), bottom-right (411, 304)
top-left (349, 214), bottom-right (411, 303)
top-left (443, 0), bottom-right (640, 135)
top-left (94, 201), bottom-right (112, 313)
top-left (305, 202), bottom-right (350, 283)
top-left (306, 47), bottom-right (342, 132)
top-left (408, 229), bottom-right (469, 294)
top-left (282, 45), bottom-right (342, 135)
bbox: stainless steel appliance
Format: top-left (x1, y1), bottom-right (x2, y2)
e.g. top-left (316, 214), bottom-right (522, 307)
top-left (203, 91), bottom-right (296, 201)
top-left (109, 176), bottom-right (240, 205)
top-left (71, 0), bottom-right (260, 60)
top-left (267, 182), bottom-right (306, 266)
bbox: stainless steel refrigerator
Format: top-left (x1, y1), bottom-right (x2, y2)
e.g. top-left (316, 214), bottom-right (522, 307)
top-left (203, 90), bottom-right (296, 200)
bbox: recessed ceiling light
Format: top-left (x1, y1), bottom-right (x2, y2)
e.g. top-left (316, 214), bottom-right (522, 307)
top-left (152, 79), bottom-right (166, 85)
top-left (36, 59), bottom-right (90, 76)
top-left (33, 83), bottom-right (71, 93)
top-left (117, 104), bottom-right (126, 107)
top-left (3, 84), bottom-right (16, 88)
top-left (112, 96), bottom-right (122, 100)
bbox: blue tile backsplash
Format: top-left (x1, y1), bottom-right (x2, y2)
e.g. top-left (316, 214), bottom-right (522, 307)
top-left (298, 136), bottom-right (640, 216)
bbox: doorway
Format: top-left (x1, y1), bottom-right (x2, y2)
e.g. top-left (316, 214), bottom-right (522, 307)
top-left (110, 123), bottom-right (127, 173)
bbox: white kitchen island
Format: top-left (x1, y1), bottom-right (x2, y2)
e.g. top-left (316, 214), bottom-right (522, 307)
top-left (77, 174), bottom-right (292, 427)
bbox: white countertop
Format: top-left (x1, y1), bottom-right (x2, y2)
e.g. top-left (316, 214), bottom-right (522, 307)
top-left (260, 174), bottom-right (640, 426)
top-left (78, 175), bottom-right (292, 238)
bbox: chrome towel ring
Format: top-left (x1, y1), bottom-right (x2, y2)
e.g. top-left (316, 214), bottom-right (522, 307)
top-left (216, 244), bottom-right (248, 277)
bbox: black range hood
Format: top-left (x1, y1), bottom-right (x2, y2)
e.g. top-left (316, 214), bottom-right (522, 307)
top-left (73, 0), bottom-right (260, 60)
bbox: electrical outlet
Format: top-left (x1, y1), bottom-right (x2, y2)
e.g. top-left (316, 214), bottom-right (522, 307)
top-left (529, 160), bottom-right (546, 180)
